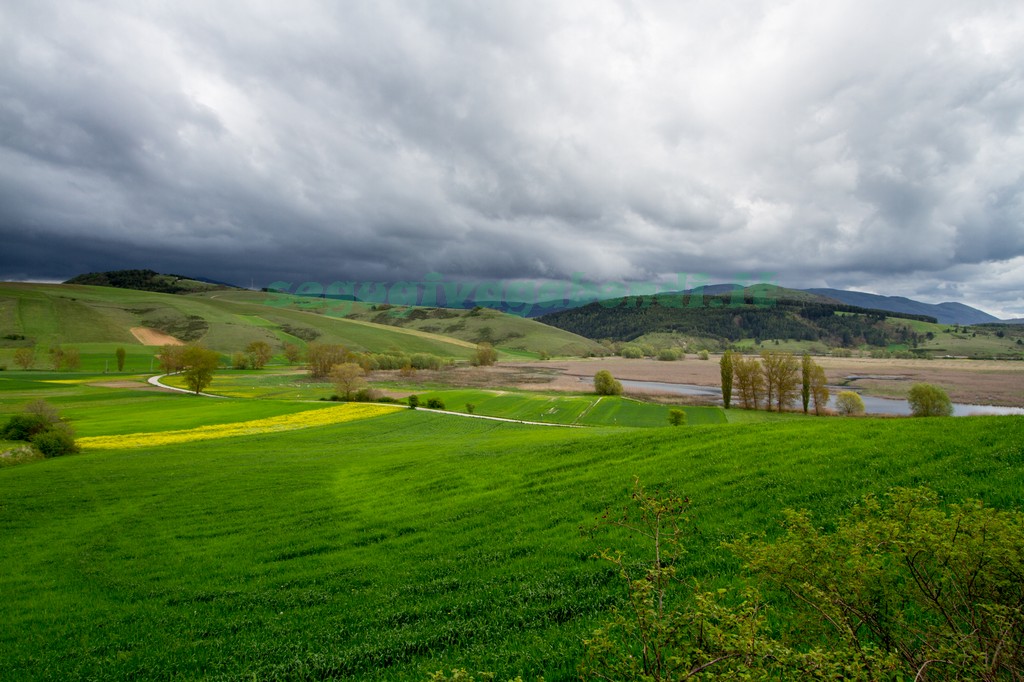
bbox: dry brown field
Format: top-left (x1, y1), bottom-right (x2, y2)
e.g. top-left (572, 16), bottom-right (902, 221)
top-left (410, 355), bottom-right (1024, 407)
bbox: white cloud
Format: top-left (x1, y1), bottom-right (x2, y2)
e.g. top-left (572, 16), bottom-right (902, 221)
top-left (0, 0), bottom-right (1022, 317)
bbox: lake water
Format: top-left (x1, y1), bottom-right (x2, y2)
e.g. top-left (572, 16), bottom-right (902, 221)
top-left (619, 379), bottom-right (1024, 417)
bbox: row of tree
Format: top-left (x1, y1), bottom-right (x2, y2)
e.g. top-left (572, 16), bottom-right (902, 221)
top-left (720, 350), bottom-right (829, 414)
top-left (10, 345), bottom-right (85, 371)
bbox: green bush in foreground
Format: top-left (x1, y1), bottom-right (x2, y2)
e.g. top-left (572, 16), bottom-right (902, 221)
top-left (579, 481), bottom-right (1024, 681)
top-left (0, 400), bottom-right (78, 458)
top-left (908, 383), bottom-right (953, 417)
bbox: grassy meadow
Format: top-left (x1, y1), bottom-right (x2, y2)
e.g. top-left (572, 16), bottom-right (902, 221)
top-left (2, 281), bottom-right (1023, 679)
top-left (1, 366), bottom-right (1023, 680)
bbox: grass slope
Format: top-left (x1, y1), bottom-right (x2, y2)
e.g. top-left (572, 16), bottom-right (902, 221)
top-left (0, 283), bottom-right (477, 369)
top-left (1, 400), bottom-right (1021, 680)
top-left (210, 289), bottom-right (605, 358)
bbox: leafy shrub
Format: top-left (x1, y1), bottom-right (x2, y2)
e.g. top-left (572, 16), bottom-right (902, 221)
top-left (425, 398), bottom-right (446, 410)
top-left (0, 414), bottom-right (49, 441)
top-left (31, 425), bottom-right (79, 458)
top-left (656, 348), bottom-right (681, 361)
top-left (407, 395), bottom-right (419, 409)
top-left (465, 403), bottom-right (476, 414)
top-left (353, 388), bottom-right (376, 402)
top-left (731, 487), bottom-right (1024, 680)
top-left (470, 342), bottom-right (497, 367)
top-left (668, 408), bottom-right (686, 425)
top-left (836, 390), bottom-right (865, 416)
top-left (410, 353), bottom-right (450, 370)
top-left (581, 481), bottom-right (1024, 680)
top-left (907, 383), bottom-right (953, 417)
top-left (620, 345), bottom-right (644, 359)
top-left (1, 400), bottom-right (78, 458)
top-left (594, 370), bottom-right (623, 396)
top-left (698, 349), bottom-right (710, 360)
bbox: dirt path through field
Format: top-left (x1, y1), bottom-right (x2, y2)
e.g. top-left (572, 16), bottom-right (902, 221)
top-left (130, 327), bottom-right (183, 346)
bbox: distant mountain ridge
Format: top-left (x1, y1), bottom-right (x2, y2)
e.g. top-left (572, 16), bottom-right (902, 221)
top-left (804, 288), bottom-right (999, 325)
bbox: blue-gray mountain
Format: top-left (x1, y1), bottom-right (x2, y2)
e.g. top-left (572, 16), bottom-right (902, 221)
top-left (805, 289), bottom-right (1000, 326)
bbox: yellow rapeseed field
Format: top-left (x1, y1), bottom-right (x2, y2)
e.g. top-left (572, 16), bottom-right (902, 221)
top-left (78, 403), bottom-right (402, 450)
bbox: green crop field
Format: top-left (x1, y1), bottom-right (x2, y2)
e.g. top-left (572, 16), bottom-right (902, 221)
top-left (413, 388), bottom-right (725, 427)
top-left (1, 365), bottom-right (1022, 680)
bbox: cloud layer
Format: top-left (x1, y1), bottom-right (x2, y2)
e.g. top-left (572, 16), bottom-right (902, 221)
top-left (2, 1), bottom-right (1023, 316)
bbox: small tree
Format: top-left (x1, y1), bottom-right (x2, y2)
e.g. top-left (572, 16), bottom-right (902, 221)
top-left (407, 394), bottom-right (419, 409)
top-left (800, 353), bottom-right (812, 413)
top-left (181, 346), bottom-right (220, 395)
top-left (231, 352), bottom-right (250, 369)
top-left (62, 347), bottom-right (81, 371)
top-left (13, 346), bottom-right (35, 370)
top-left (48, 345), bottom-right (64, 371)
top-left (732, 355), bottom-right (764, 410)
top-left (470, 342), bottom-right (498, 367)
top-left (594, 370), bottom-right (623, 396)
top-left (282, 343), bottom-right (303, 364)
top-left (581, 479), bottom-right (778, 680)
top-left (245, 341), bottom-right (273, 369)
top-left (156, 344), bottom-right (186, 373)
top-left (668, 409), bottom-right (686, 426)
top-left (330, 362), bottom-right (367, 401)
top-left (809, 364), bottom-right (829, 416)
top-left (115, 347), bottom-right (126, 372)
top-left (835, 390), bottom-right (865, 416)
top-left (720, 350), bottom-right (734, 409)
top-left (307, 343), bottom-right (347, 379)
top-left (907, 383), bottom-right (953, 417)
top-left (760, 350), bottom-right (799, 412)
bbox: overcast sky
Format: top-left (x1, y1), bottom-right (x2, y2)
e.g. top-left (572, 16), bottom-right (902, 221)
top-left (2, 1), bottom-right (1023, 317)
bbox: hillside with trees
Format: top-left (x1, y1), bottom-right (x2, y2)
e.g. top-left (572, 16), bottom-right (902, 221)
top-left (64, 269), bottom-right (236, 294)
top-left (538, 293), bottom-right (936, 349)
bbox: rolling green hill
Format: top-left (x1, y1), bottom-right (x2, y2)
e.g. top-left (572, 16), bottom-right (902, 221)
top-left (208, 289), bottom-right (606, 358)
top-left (0, 283), bottom-right (474, 366)
top-left (535, 287), bottom-right (1024, 358)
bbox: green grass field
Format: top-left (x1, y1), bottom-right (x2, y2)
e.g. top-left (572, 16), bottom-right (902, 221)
top-left (1, 366), bottom-right (1022, 680)
top-left (152, 371), bottom-right (726, 428)
top-left (414, 388), bottom-right (725, 427)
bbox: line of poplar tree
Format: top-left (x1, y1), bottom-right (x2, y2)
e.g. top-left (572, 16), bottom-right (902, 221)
top-left (720, 350), bottom-right (829, 414)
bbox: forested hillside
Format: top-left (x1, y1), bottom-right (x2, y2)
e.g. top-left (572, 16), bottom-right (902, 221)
top-left (539, 295), bottom-right (936, 347)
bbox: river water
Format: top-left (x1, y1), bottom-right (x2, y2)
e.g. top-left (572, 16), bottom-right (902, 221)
top-left (619, 380), bottom-right (1024, 417)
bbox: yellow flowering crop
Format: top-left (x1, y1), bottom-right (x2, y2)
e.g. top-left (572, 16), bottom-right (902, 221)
top-left (78, 403), bottom-right (402, 450)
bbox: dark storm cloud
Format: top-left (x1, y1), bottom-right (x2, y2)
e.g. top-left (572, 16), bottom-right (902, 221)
top-left (2, 1), bottom-right (1023, 316)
